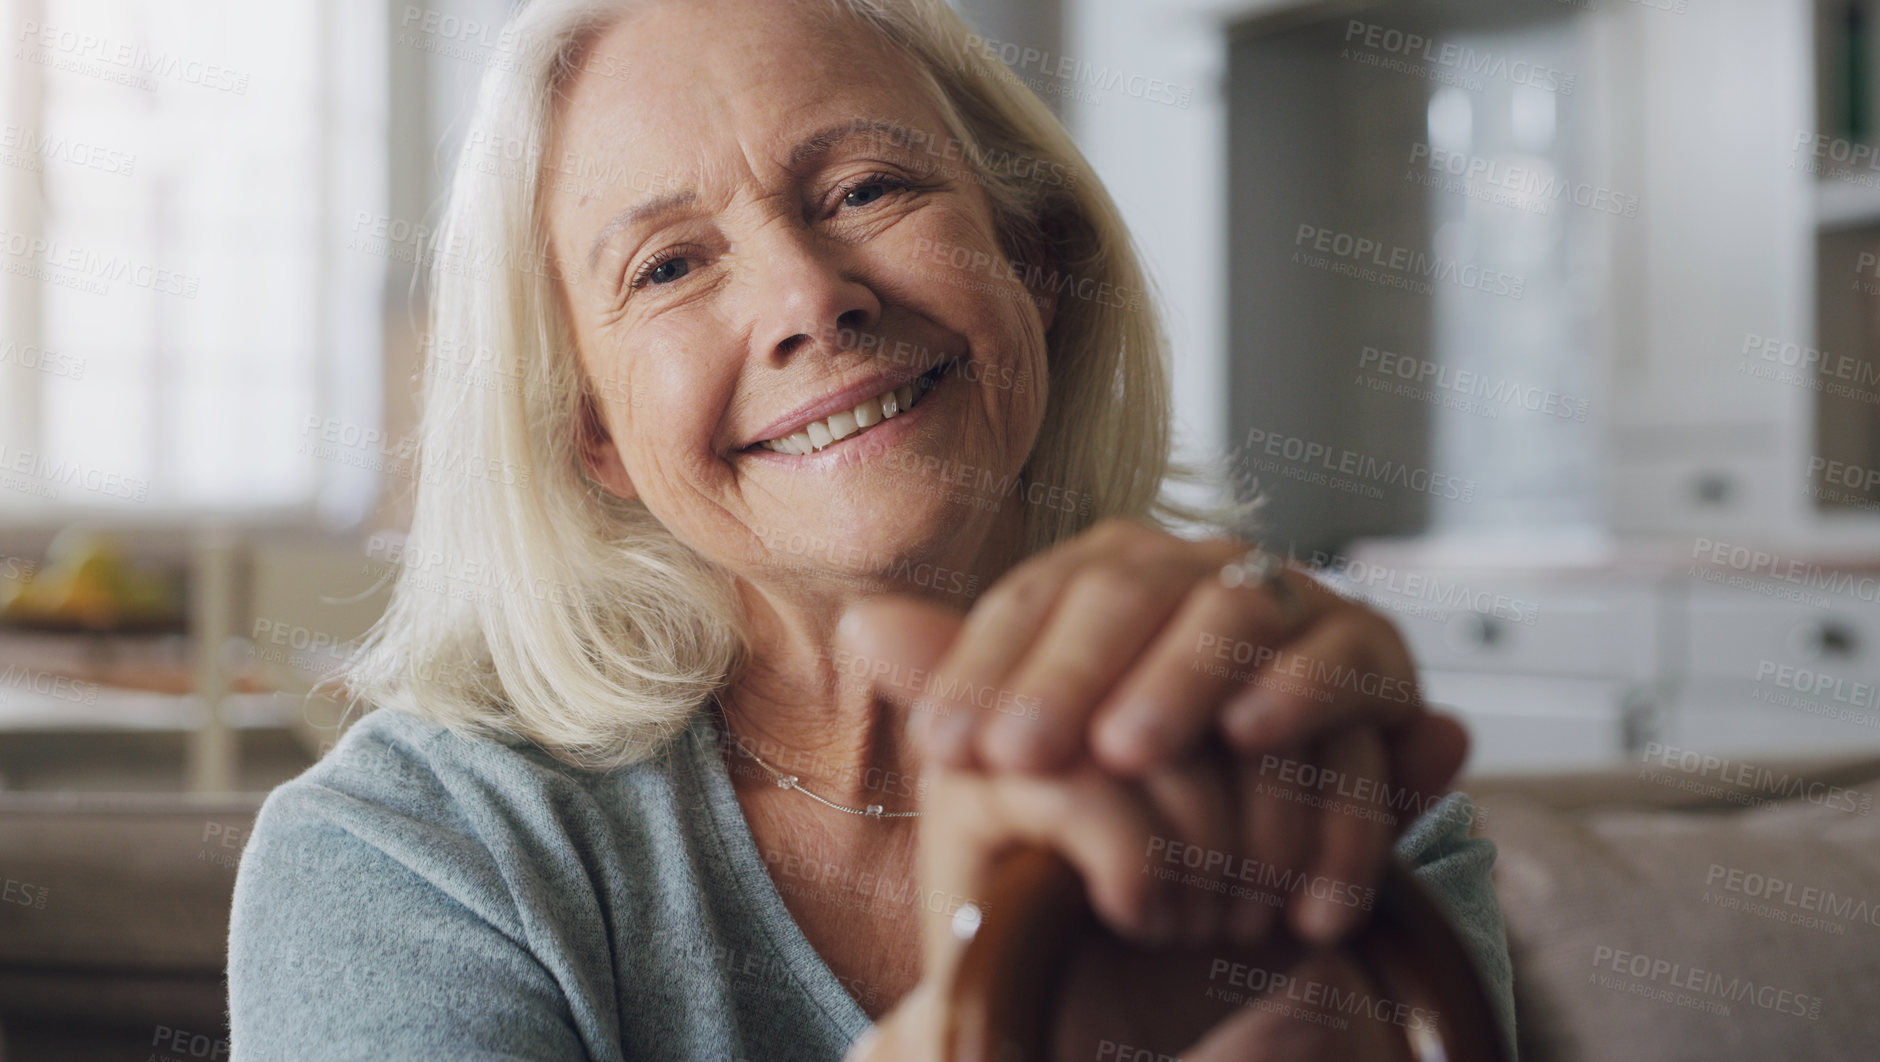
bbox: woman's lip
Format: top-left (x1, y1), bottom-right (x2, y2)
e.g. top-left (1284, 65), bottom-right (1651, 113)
top-left (744, 358), bottom-right (954, 447)
top-left (740, 365), bottom-right (948, 466)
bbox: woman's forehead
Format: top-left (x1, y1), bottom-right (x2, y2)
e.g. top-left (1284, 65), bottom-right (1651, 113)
top-left (558, 0), bottom-right (939, 169)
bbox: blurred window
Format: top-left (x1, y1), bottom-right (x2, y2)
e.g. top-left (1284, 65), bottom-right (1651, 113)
top-left (0, 0), bottom-right (385, 522)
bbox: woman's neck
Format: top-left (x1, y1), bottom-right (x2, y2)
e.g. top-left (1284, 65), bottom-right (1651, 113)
top-left (716, 501), bottom-right (1029, 809)
top-left (716, 637), bottom-right (919, 816)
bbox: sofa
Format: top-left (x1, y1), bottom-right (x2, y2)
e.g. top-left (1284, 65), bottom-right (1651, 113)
top-left (1466, 754), bottom-right (1880, 1062)
top-left (3, 755), bottom-right (1877, 1061)
top-left (0, 790), bottom-right (255, 1062)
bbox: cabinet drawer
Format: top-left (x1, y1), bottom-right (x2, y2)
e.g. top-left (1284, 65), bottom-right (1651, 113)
top-left (1683, 579), bottom-right (1880, 684)
top-left (1610, 454), bottom-right (1791, 537)
top-left (1331, 574), bottom-right (1659, 680)
top-left (1419, 671), bottom-right (1633, 772)
top-left (1661, 685), bottom-right (1880, 759)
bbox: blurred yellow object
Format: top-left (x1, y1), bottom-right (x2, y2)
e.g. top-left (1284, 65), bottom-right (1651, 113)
top-left (0, 530), bottom-right (183, 631)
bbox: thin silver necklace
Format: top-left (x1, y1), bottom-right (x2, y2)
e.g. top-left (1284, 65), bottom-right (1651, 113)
top-left (739, 743), bottom-right (921, 820)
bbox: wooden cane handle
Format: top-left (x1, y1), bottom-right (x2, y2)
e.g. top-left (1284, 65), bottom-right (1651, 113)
top-left (943, 846), bottom-right (1509, 1062)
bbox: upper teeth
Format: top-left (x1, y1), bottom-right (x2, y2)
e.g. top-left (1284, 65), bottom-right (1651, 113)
top-left (762, 376), bottom-right (932, 455)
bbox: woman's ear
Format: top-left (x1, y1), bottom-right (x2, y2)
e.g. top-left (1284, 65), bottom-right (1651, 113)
top-left (579, 394), bottom-right (637, 501)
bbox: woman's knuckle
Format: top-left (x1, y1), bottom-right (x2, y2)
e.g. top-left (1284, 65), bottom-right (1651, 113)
top-left (1189, 573), bottom-right (1245, 613)
top-left (1092, 517), bottom-right (1169, 559)
top-left (982, 569), bottom-right (1047, 615)
top-left (1068, 563), bottom-right (1150, 609)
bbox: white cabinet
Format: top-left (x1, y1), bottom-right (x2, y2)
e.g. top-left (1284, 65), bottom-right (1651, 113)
top-left (1418, 672), bottom-right (1636, 772)
top-left (1330, 567), bottom-right (1663, 771)
top-left (1334, 548), bottom-right (1880, 771)
top-left (1661, 574), bottom-right (1880, 758)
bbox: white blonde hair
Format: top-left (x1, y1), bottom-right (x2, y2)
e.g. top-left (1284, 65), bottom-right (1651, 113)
top-left (340, 0), bottom-right (1219, 768)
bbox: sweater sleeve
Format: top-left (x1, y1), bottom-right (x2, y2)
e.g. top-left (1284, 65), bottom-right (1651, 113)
top-left (227, 775), bottom-right (591, 1062)
top-left (1396, 791), bottom-right (1518, 1060)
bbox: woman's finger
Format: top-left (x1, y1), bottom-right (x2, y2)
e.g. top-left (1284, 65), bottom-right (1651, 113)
top-left (1385, 709), bottom-right (1472, 832)
top-left (1289, 727), bottom-right (1392, 945)
top-left (1137, 748), bottom-right (1238, 945)
top-left (918, 765), bottom-right (1180, 974)
top-left (921, 521), bottom-right (1241, 770)
top-left (837, 595), bottom-right (966, 701)
top-left (977, 556), bottom-right (1203, 771)
top-left (1229, 745), bottom-right (1309, 944)
top-left (904, 522), bottom-right (1136, 764)
top-left (1219, 608), bottom-right (1423, 756)
top-left (1087, 568), bottom-right (1307, 776)
top-left (841, 983), bottom-right (943, 1062)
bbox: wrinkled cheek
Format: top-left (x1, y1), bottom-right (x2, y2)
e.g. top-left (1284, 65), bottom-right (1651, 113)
top-left (624, 437), bottom-right (728, 526)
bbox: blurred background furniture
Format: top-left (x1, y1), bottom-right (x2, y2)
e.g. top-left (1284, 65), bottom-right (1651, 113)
top-left (0, 792), bottom-right (267, 1062)
top-left (4, 758), bottom-right (1875, 1062)
top-left (1468, 754), bottom-right (1880, 1062)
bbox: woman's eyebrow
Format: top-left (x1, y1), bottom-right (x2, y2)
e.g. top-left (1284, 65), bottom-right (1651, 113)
top-left (787, 118), bottom-right (909, 169)
top-left (582, 121), bottom-right (921, 276)
top-left (586, 189), bottom-right (697, 275)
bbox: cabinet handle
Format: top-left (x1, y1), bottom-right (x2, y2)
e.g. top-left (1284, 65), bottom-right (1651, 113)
top-left (1445, 611), bottom-right (1504, 654)
top-left (1799, 621), bottom-right (1859, 661)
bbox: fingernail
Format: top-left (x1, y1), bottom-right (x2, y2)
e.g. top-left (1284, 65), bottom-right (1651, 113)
top-left (1225, 694), bottom-right (1271, 746)
top-left (1298, 897), bottom-right (1352, 943)
top-left (836, 605), bottom-right (868, 647)
top-left (1103, 708), bottom-right (1169, 765)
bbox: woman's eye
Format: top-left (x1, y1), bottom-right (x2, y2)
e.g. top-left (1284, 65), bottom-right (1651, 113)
top-left (632, 253), bottom-right (691, 290)
top-left (843, 182), bottom-right (888, 208)
top-left (837, 172), bottom-right (910, 212)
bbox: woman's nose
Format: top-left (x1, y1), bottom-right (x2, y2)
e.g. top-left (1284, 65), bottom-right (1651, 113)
top-left (748, 228), bottom-right (882, 362)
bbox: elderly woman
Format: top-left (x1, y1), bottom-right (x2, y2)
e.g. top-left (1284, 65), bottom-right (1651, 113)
top-left (228, 0), bottom-right (1513, 1058)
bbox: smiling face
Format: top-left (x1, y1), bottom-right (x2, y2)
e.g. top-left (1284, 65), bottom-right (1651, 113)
top-left (544, 0), bottom-right (1053, 610)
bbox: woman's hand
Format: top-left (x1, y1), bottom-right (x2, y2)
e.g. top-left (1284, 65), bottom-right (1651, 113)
top-left (839, 517), bottom-right (1469, 943)
top-left (842, 762), bottom-right (1411, 1062)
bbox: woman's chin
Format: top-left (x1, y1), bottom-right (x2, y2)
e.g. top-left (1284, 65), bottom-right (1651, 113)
top-left (740, 492), bottom-right (1002, 602)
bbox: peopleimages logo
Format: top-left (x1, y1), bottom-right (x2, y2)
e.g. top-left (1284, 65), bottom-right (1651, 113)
top-left (1690, 535), bottom-right (1880, 605)
top-left (1293, 224), bottom-right (1525, 299)
top-left (1294, 546), bottom-right (1543, 626)
top-left (958, 35), bottom-right (1194, 110)
top-left (1794, 129), bottom-right (1880, 173)
top-left (14, 21), bottom-right (250, 95)
top-left (1753, 659), bottom-right (1879, 713)
top-left (1705, 863), bottom-right (1880, 929)
top-left (1241, 426), bottom-right (1477, 502)
top-left (1358, 345), bottom-right (1589, 421)
top-left (1206, 959), bottom-right (1439, 1032)
top-left (0, 123), bottom-right (136, 176)
top-left (1638, 742), bottom-right (1874, 816)
top-left (1406, 143), bottom-right (1638, 217)
top-left (1343, 20), bottom-right (1576, 95)
top-left (1588, 946), bottom-right (1823, 1020)
top-left (0, 229), bottom-right (199, 298)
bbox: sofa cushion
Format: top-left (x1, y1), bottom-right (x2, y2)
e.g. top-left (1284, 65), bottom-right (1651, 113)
top-left (0, 791), bottom-right (259, 1038)
top-left (1479, 775), bottom-right (1880, 1062)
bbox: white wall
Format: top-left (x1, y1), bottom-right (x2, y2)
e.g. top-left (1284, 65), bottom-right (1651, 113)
top-left (1059, 0), bottom-right (1235, 495)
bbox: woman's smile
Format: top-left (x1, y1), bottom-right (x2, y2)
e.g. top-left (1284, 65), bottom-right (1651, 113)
top-left (744, 359), bottom-right (955, 460)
